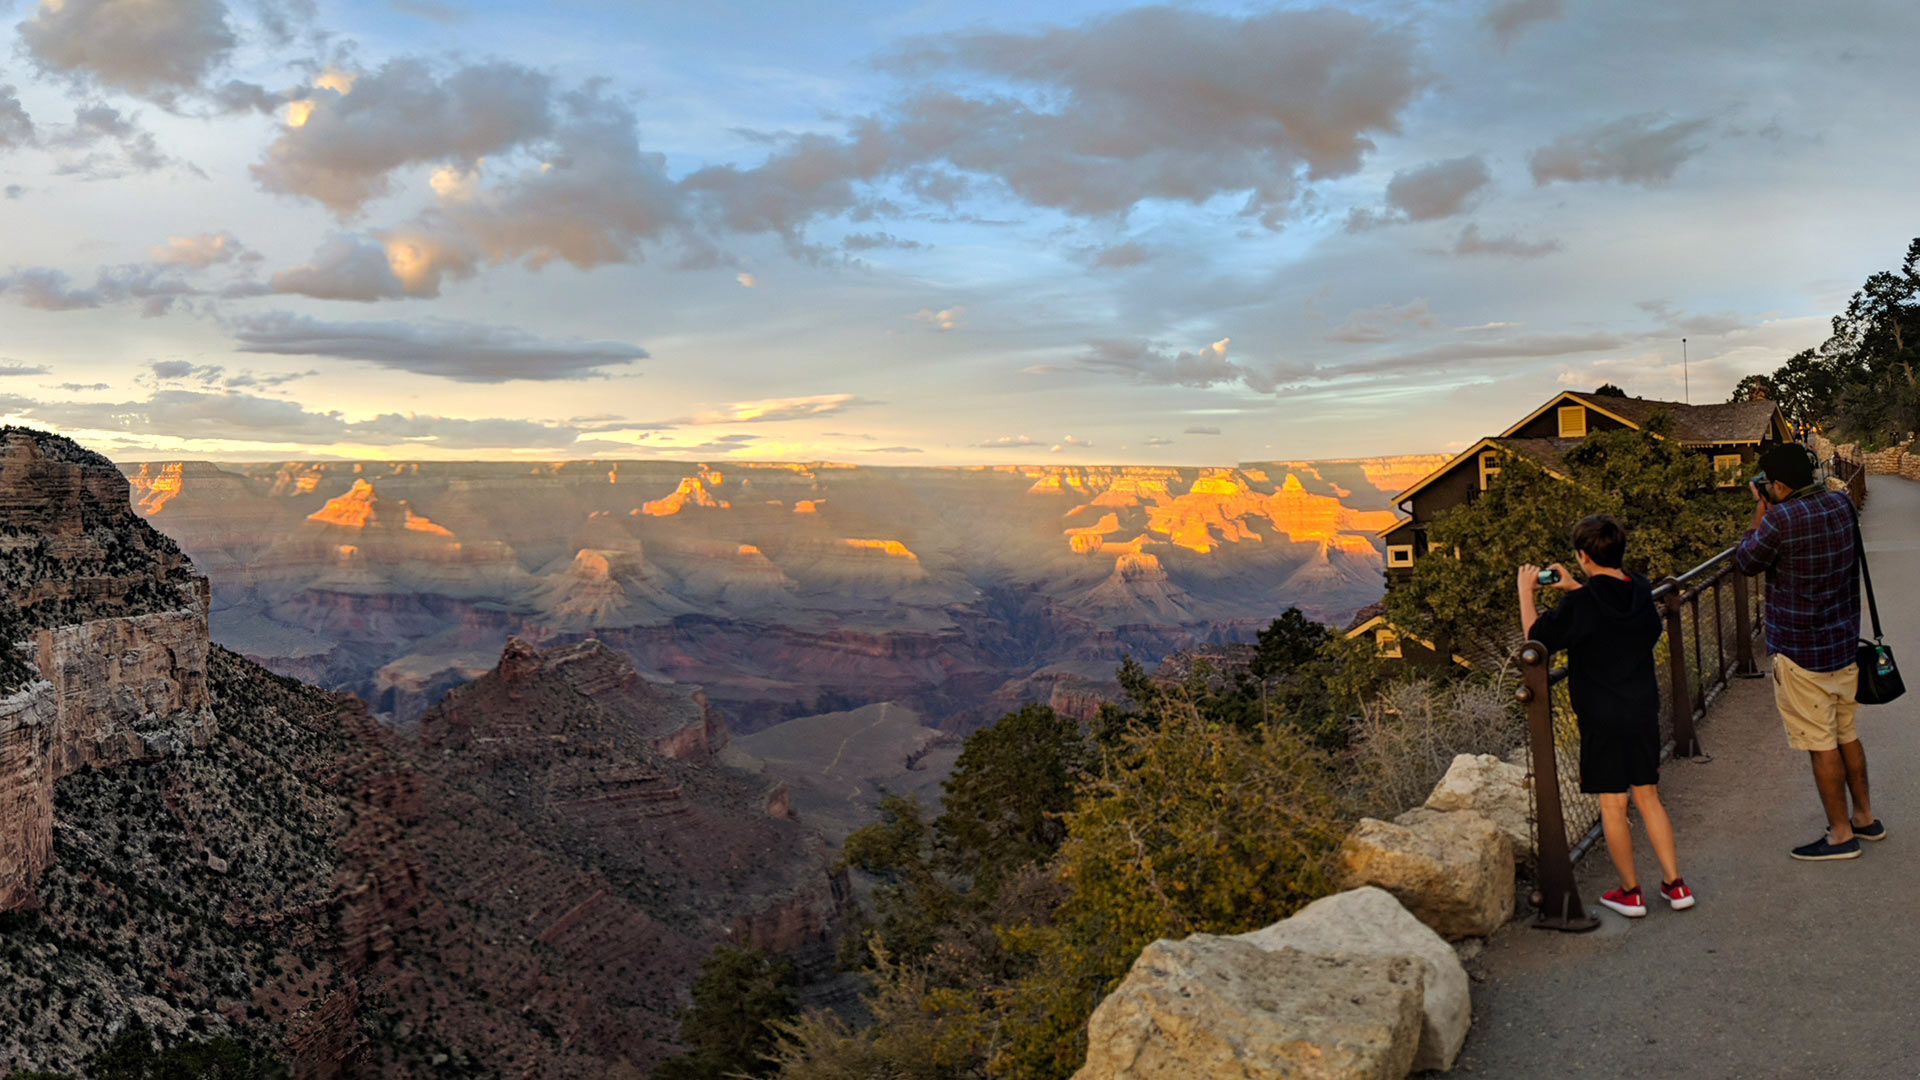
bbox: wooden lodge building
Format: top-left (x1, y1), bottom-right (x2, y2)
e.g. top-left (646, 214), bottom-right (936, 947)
top-left (1348, 389), bottom-right (1793, 662)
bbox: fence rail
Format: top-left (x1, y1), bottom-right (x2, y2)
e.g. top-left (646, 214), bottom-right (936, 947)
top-left (1518, 451), bottom-right (1867, 932)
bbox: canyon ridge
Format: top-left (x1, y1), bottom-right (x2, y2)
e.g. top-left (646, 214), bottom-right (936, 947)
top-left (122, 456), bottom-right (1444, 734)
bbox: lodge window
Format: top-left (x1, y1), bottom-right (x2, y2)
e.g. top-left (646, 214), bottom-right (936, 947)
top-left (1478, 450), bottom-right (1502, 491)
top-left (1713, 453), bottom-right (1744, 487)
top-left (1376, 629), bottom-right (1403, 659)
top-left (1386, 545), bottom-right (1415, 568)
top-left (1558, 405), bottom-right (1589, 438)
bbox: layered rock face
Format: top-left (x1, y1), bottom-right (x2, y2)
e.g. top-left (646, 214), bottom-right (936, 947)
top-left (123, 456), bottom-right (1435, 731)
top-left (0, 430), bottom-right (213, 912)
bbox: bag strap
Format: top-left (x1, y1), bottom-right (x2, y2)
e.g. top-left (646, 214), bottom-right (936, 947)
top-left (1854, 505), bottom-right (1885, 643)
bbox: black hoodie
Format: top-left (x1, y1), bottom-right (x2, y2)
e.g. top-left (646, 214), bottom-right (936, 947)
top-left (1529, 572), bottom-right (1664, 732)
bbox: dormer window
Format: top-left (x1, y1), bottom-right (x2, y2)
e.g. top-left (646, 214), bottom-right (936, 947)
top-left (1558, 405), bottom-right (1588, 438)
top-left (1479, 449), bottom-right (1502, 491)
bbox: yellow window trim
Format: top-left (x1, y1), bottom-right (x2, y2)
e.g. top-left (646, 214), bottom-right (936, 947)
top-left (1558, 405), bottom-right (1588, 438)
top-left (1386, 544), bottom-right (1415, 568)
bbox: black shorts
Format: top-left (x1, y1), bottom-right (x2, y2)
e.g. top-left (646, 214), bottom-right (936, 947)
top-left (1578, 715), bottom-right (1662, 794)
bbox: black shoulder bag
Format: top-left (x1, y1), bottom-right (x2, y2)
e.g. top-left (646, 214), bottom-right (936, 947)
top-left (1855, 511), bottom-right (1905, 705)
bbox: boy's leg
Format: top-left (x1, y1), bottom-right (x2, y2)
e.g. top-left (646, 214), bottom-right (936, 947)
top-left (1629, 784), bottom-right (1681, 884)
top-left (1810, 749), bottom-right (1855, 843)
top-left (1598, 791), bottom-right (1636, 891)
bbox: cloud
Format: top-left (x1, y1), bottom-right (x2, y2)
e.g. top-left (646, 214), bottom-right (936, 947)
top-left (1449, 223), bottom-right (1562, 258)
top-left (148, 360), bottom-right (216, 381)
top-left (251, 58), bottom-right (555, 214)
top-left (0, 87), bottom-right (32, 151)
top-left (1530, 114), bottom-right (1713, 187)
top-left (1387, 156), bottom-right (1492, 220)
top-left (0, 362), bottom-right (51, 376)
top-left (1078, 336), bottom-right (1299, 392)
top-left (18, 0), bottom-right (236, 101)
top-left (339, 87), bottom-right (687, 294)
top-left (42, 104), bottom-right (170, 177)
top-left (910, 305), bottom-right (964, 332)
top-left (1326, 299), bottom-right (1439, 343)
top-left (687, 6), bottom-right (1429, 237)
top-left (228, 312), bottom-right (646, 382)
top-left (3, 186), bottom-right (22, 200)
top-left (1480, 0), bottom-right (1568, 48)
top-left (56, 382), bottom-right (110, 392)
top-left (0, 264), bottom-right (199, 316)
top-left (683, 394), bottom-right (872, 424)
top-left (735, 272), bottom-right (756, 287)
top-left (1183, 425), bottom-right (1221, 435)
top-left (1092, 242), bottom-right (1149, 269)
top-left (269, 235), bottom-right (412, 300)
top-left (975, 434), bottom-right (1037, 448)
top-left (0, 388), bottom-right (589, 448)
top-left (1144, 435), bottom-right (1172, 447)
top-left (843, 231), bottom-right (924, 252)
top-left (150, 232), bottom-right (246, 268)
top-left (389, 0), bottom-right (466, 20)
top-left (1351, 332), bottom-right (1628, 376)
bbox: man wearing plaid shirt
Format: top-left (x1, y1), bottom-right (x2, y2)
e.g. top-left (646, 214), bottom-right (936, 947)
top-left (1733, 442), bottom-right (1880, 861)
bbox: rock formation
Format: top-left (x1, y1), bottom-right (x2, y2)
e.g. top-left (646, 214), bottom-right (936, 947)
top-left (119, 456), bottom-right (1435, 730)
top-left (1339, 810), bottom-right (1515, 940)
top-left (1075, 935), bottom-right (1426, 1080)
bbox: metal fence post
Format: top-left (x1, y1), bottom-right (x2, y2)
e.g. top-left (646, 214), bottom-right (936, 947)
top-left (1661, 580), bottom-right (1702, 759)
top-left (1519, 642), bottom-right (1598, 933)
top-left (1732, 571), bottom-right (1761, 677)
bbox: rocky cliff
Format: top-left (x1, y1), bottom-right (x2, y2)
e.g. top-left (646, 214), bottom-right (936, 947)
top-left (1, 430), bottom-right (853, 1078)
top-left (0, 429), bottom-right (213, 912)
top-left (122, 455), bottom-right (1436, 731)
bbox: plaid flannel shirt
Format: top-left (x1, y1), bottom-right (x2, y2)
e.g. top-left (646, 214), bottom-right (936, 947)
top-left (1732, 488), bottom-right (1860, 673)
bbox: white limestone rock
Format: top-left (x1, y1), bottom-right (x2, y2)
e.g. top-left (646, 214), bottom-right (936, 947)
top-left (1425, 753), bottom-right (1534, 858)
top-left (1236, 886), bottom-right (1471, 1072)
top-left (1341, 810), bottom-right (1514, 940)
top-left (1073, 935), bottom-right (1425, 1080)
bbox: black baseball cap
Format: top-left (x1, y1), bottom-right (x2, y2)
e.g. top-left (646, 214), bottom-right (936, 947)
top-left (1757, 442), bottom-right (1816, 489)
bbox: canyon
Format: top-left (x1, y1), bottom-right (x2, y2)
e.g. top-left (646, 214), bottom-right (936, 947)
top-left (0, 427), bottom-right (852, 1077)
top-left (123, 456), bottom-right (1443, 733)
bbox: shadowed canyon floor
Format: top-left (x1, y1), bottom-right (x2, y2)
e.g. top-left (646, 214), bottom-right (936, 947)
top-left (124, 456), bottom-right (1442, 732)
top-left (1456, 475), bottom-right (1920, 1079)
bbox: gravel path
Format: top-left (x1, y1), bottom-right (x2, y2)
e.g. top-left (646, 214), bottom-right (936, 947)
top-left (1452, 475), bottom-right (1920, 1079)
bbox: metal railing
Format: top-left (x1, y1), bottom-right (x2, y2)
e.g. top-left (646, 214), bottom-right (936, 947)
top-left (1519, 452), bottom-right (1870, 931)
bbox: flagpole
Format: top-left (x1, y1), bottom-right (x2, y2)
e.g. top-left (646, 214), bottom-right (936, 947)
top-left (1682, 338), bottom-right (1689, 404)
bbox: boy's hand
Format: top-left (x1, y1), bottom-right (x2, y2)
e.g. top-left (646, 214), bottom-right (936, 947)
top-left (1518, 563), bottom-right (1542, 594)
top-left (1545, 562), bottom-right (1578, 591)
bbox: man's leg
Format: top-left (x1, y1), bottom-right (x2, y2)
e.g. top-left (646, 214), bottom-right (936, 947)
top-left (1840, 738), bottom-right (1874, 827)
top-left (1599, 791), bottom-right (1637, 891)
top-left (1810, 748), bottom-right (1855, 844)
top-left (1629, 784), bottom-right (1681, 884)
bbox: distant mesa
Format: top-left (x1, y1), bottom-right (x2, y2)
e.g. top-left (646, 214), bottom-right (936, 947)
top-left (842, 538), bottom-right (918, 561)
top-left (307, 478), bottom-right (455, 537)
top-left (793, 499), bottom-right (822, 514)
top-left (641, 477), bottom-right (729, 516)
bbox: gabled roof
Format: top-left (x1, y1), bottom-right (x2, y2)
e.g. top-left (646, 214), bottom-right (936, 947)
top-left (1508, 391), bottom-right (1787, 446)
top-left (1387, 436), bottom-right (1575, 509)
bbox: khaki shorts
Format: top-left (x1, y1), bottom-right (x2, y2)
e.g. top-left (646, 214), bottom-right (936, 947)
top-left (1772, 653), bottom-right (1860, 752)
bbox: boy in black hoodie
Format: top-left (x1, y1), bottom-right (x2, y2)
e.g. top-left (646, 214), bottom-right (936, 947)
top-left (1519, 514), bottom-right (1695, 917)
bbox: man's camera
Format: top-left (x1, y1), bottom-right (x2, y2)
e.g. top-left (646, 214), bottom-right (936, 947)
top-left (1750, 469), bottom-right (1780, 503)
top-left (1537, 567), bottom-right (1562, 585)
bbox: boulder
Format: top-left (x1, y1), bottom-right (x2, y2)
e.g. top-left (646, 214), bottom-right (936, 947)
top-left (1236, 887), bottom-right (1470, 1072)
top-left (1074, 935), bottom-right (1424, 1080)
top-left (1424, 753), bottom-right (1533, 858)
top-left (1340, 810), bottom-right (1513, 940)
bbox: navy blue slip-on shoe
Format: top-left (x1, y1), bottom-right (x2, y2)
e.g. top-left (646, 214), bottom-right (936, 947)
top-left (1854, 819), bottom-right (1887, 842)
top-left (1791, 835), bottom-right (1862, 861)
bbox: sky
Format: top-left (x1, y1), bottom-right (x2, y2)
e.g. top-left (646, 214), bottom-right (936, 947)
top-left (0, 0), bottom-right (1915, 465)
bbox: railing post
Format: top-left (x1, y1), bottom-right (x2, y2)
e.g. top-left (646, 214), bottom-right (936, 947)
top-left (1732, 571), bottom-right (1761, 677)
top-left (1661, 580), bottom-right (1702, 759)
top-left (1519, 642), bottom-right (1599, 933)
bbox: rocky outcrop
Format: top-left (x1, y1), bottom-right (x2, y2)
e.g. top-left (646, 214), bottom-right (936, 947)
top-left (1236, 887), bottom-right (1471, 1073)
top-left (0, 429), bottom-right (216, 914)
top-left (1423, 753), bottom-right (1533, 858)
top-left (1339, 811), bottom-right (1515, 940)
top-left (1075, 935), bottom-right (1425, 1080)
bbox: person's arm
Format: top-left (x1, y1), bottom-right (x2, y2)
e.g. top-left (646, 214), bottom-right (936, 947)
top-left (1518, 562), bottom-right (1578, 641)
top-left (1732, 488), bottom-right (1782, 575)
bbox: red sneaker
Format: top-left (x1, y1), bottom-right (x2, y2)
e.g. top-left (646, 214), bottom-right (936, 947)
top-left (1660, 879), bottom-right (1696, 910)
top-left (1599, 886), bottom-right (1646, 917)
